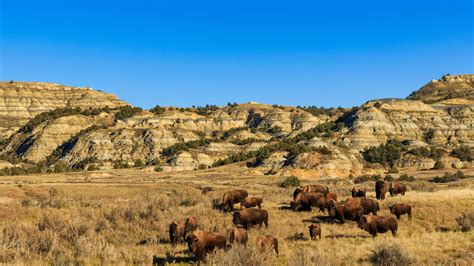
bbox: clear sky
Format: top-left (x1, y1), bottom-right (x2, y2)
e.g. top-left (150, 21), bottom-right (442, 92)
top-left (0, 0), bottom-right (472, 108)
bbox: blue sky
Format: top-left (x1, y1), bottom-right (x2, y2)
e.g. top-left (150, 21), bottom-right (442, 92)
top-left (0, 0), bottom-right (472, 108)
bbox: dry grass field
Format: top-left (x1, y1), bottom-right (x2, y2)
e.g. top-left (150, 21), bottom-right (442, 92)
top-left (0, 165), bottom-right (473, 265)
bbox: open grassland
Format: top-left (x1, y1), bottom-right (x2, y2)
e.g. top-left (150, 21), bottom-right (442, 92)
top-left (0, 166), bottom-right (473, 265)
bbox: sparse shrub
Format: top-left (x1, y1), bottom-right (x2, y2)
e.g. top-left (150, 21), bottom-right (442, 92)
top-left (36, 188), bottom-right (67, 209)
top-left (456, 212), bottom-right (474, 232)
top-left (279, 175), bottom-right (301, 188)
top-left (149, 105), bottom-right (166, 116)
top-left (384, 175), bottom-right (394, 182)
top-left (387, 167), bottom-right (399, 174)
top-left (154, 166), bottom-right (163, 172)
top-left (87, 164), bottom-right (99, 171)
top-left (432, 160), bottom-right (444, 170)
top-left (288, 247), bottom-right (335, 266)
top-left (370, 242), bottom-right (415, 265)
top-left (114, 105), bottom-right (142, 121)
top-left (398, 174), bottom-right (415, 182)
top-left (430, 171), bottom-right (468, 183)
top-left (354, 174), bottom-right (381, 183)
top-left (206, 244), bottom-right (278, 265)
top-left (362, 140), bottom-right (404, 167)
top-left (197, 164), bottom-right (207, 170)
top-left (133, 159), bottom-right (144, 168)
top-left (451, 146), bottom-right (472, 161)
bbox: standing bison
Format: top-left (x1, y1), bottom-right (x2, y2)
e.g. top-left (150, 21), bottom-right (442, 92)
top-left (291, 192), bottom-right (325, 212)
top-left (351, 187), bottom-right (366, 198)
top-left (308, 223), bottom-right (322, 240)
top-left (240, 196), bottom-right (263, 209)
top-left (257, 235), bottom-right (279, 255)
top-left (328, 201), bottom-right (363, 224)
top-left (389, 182), bottom-right (407, 196)
top-left (293, 184), bottom-right (329, 199)
top-left (186, 230), bottom-right (227, 260)
top-left (232, 208), bottom-right (269, 229)
top-left (184, 216), bottom-right (199, 237)
top-left (229, 226), bottom-right (248, 246)
top-left (220, 189), bottom-right (248, 212)
top-left (389, 203), bottom-right (412, 220)
top-left (358, 215), bottom-right (398, 237)
top-left (169, 221), bottom-right (186, 245)
top-left (375, 180), bottom-right (388, 200)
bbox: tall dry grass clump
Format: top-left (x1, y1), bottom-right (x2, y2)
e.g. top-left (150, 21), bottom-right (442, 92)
top-left (369, 242), bottom-right (415, 266)
top-left (287, 247), bottom-right (335, 266)
top-left (205, 244), bottom-right (279, 266)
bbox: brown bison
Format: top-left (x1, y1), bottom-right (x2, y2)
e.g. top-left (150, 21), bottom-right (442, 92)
top-left (358, 215), bottom-right (398, 237)
top-left (308, 223), bottom-right (322, 240)
top-left (360, 198), bottom-right (380, 215)
top-left (328, 200), bottom-right (363, 224)
top-left (186, 230), bottom-right (227, 260)
top-left (232, 208), bottom-right (269, 229)
top-left (351, 187), bottom-right (366, 198)
top-left (220, 189), bottom-right (249, 212)
top-left (303, 184), bottom-right (329, 195)
top-left (184, 216), bottom-right (199, 237)
top-left (389, 182), bottom-right (407, 196)
top-left (389, 203), bottom-right (412, 220)
top-left (343, 197), bottom-right (379, 215)
top-left (326, 192), bottom-right (338, 202)
top-left (229, 226), bottom-right (248, 246)
top-left (240, 196), bottom-right (263, 209)
top-left (169, 221), bottom-right (186, 245)
top-left (293, 184), bottom-right (329, 199)
top-left (375, 180), bottom-right (388, 200)
top-left (257, 235), bottom-right (279, 255)
top-left (291, 192), bottom-right (325, 212)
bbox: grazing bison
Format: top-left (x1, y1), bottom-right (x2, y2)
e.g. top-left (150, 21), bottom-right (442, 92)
top-left (326, 192), bottom-right (338, 202)
top-left (229, 226), bottom-right (248, 246)
top-left (389, 182), bottom-right (407, 196)
top-left (169, 221), bottom-right (186, 245)
top-left (303, 184), bottom-right (329, 195)
top-left (308, 223), bottom-right (322, 240)
top-left (351, 187), bottom-right (366, 198)
top-left (220, 189), bottom-right (248, 212)
top-left (375, 180), bottom-right (388, 200)
top-left (328, 201), bottom-right (363, 224)
top-left (343, 197), bottom-right (379, 215)
top-left (358, 215), bottom-right (398, 237)
top-left (240, 196), bottom-right (263, 209)
top-left (360, 198), bottom-right (380, 215)
top-left (291, 192), bottom-right (325, 212)
top-left (187, 230), bottom-right (227, 260)
top-left (389, 203), bottom-right (412, 220)
top-left (257, 235), bottom-right (279, 255)
top-left (233, 208), bottom-right (269, 229)
top-left (293, 187), bottom-right (304, 200)
top-left (184, 216), bottom-right (199, 237)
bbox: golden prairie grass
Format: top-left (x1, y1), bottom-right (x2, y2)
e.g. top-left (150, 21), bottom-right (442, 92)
top-left (0, 167), bottom-right (473, 265)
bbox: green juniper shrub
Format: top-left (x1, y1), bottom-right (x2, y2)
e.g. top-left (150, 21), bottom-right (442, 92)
top-left (398, 174), bottom-right (415, 182)
top-left (279, 176), bottom-right (301, 188)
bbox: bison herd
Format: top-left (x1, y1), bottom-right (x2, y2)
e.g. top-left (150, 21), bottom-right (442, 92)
top-left (168, 180), bottom-right (412, 261)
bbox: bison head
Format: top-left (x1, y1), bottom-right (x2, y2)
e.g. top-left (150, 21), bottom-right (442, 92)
top-left (351, 188), bottom-right (356, 197)
top-left (232, 212), bottom-right (242, 226)
top-left (357, 215), bottom-right (369, 231)
top-left (186, 234), bottom-right (199, 253)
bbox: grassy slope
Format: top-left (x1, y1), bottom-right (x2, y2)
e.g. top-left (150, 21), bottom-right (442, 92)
top-left (0, 167), bottom-right (473, 264)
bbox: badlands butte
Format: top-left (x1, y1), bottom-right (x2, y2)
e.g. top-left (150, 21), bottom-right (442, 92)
top-left (0, 74), bottom-right (473, 177)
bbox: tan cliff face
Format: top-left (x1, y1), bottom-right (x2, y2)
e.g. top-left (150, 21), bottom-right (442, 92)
top-left (407, 74), bottom-right (474, 104)
top-left (0, 82), bottom-right (128, 139)
top-left (0, 75), bottom-right (472, 177)
top-left (341, 99), bottom-right (474, 150)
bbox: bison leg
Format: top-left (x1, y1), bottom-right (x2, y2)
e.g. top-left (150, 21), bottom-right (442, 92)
top-left (408, 210), bottom-right (412, 220)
